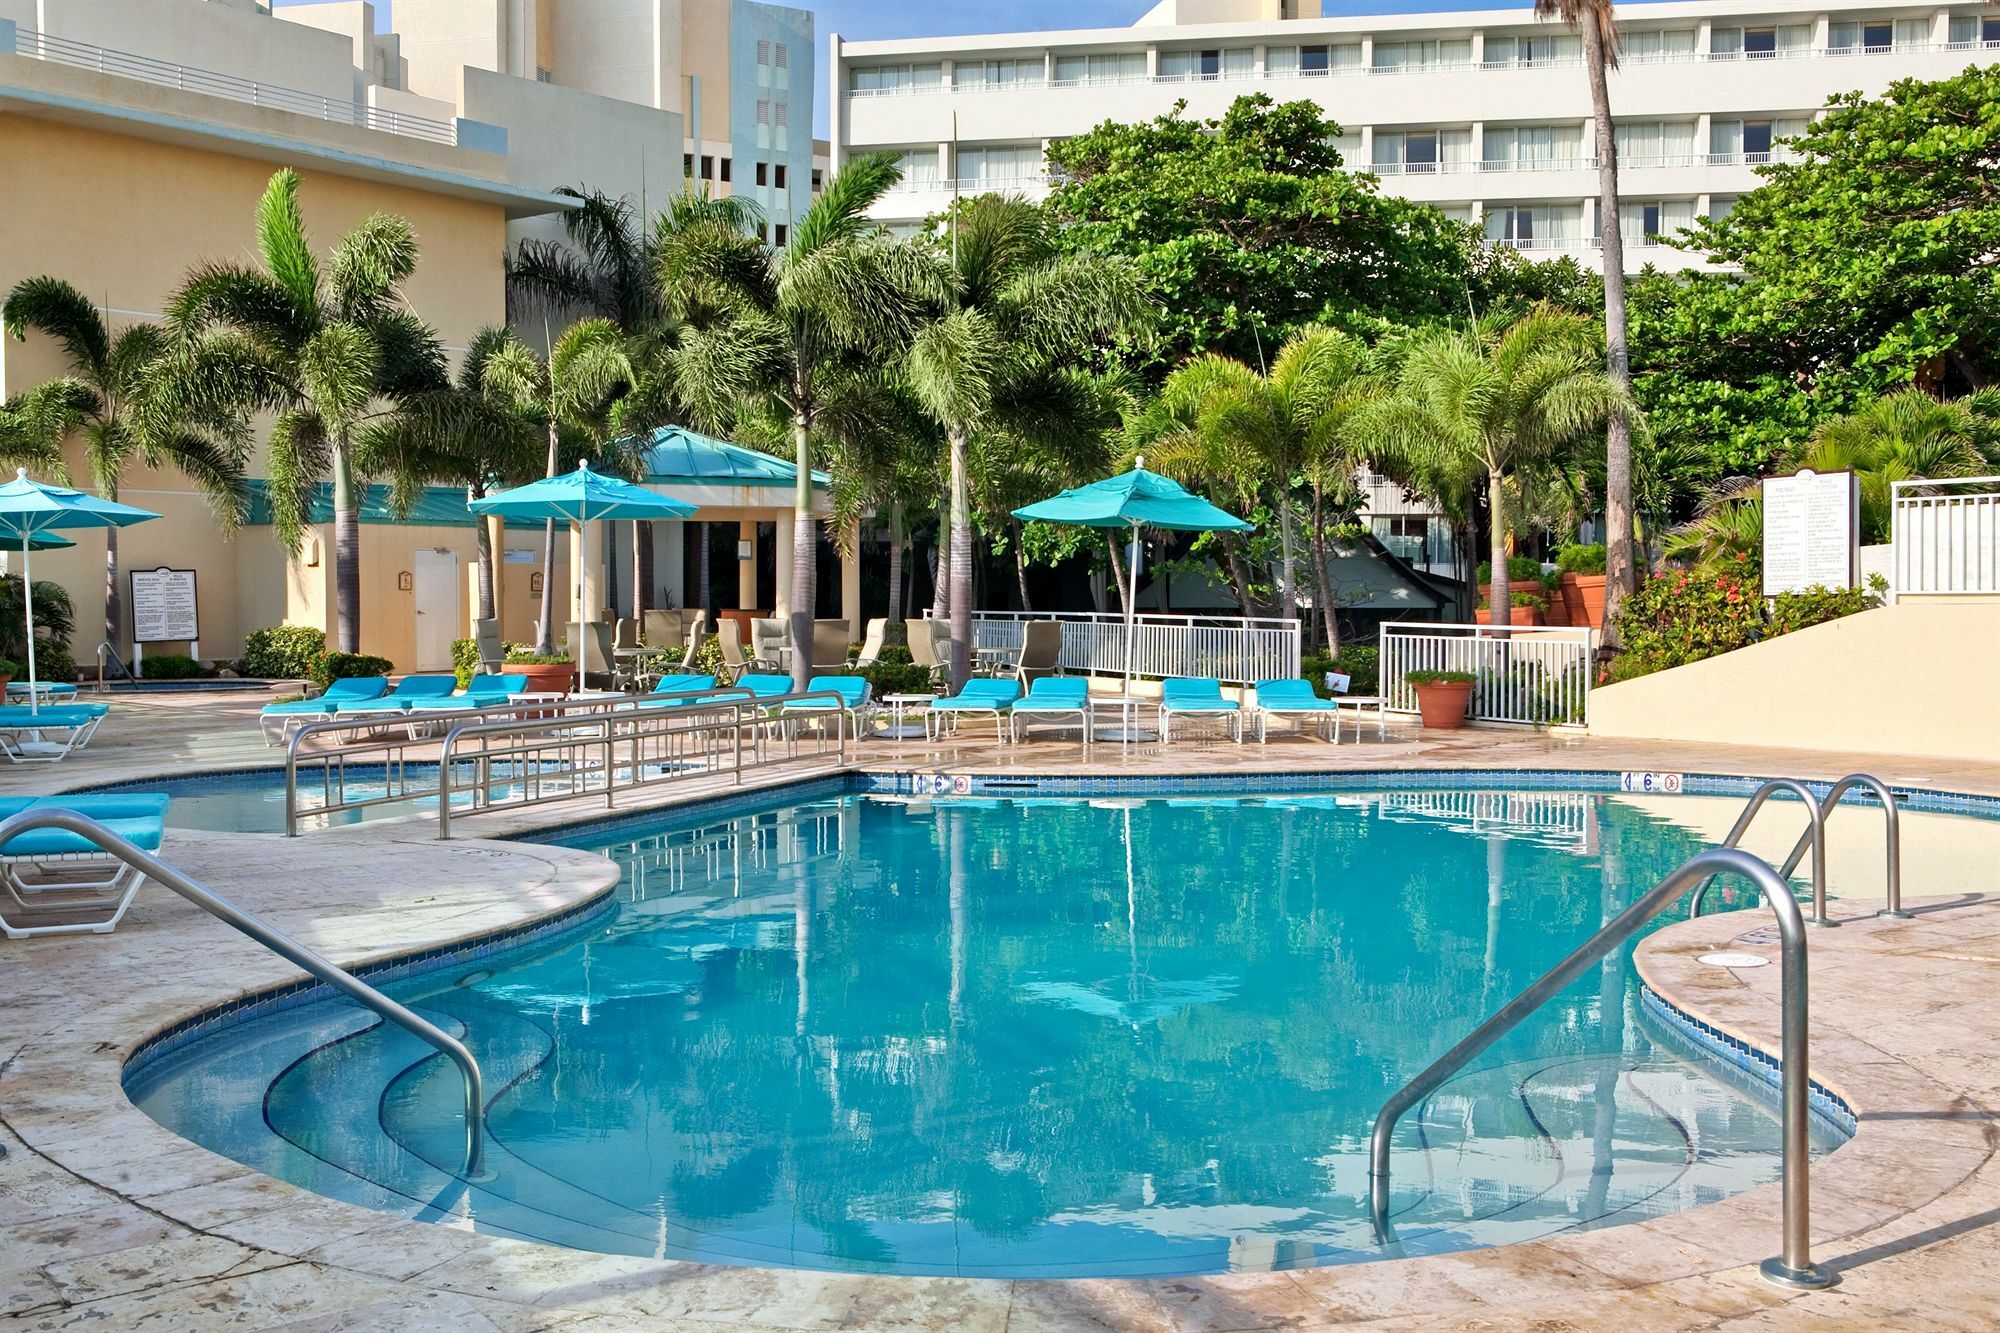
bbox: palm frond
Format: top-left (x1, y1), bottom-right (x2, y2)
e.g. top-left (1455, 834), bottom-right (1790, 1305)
top-left (255, 169), bottom-right (323, 317)
top-left (787, 153), bottom-right (902, 260)
top-left (2, 276), bottom-right (109, 377)
top-left (330, 212), bottom-right (421, 317)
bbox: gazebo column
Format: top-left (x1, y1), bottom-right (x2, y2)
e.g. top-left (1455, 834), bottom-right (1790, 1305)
top-left (840, 518), bottom-right (861, 629)
top-left (773, 516), bottom-right (794, 618)
top-left (484, 515), bottom-right (507, 626)
top-left (737, 518), bottom-right (759, 610)
top-left (571, 520), bottom-right (607, 651)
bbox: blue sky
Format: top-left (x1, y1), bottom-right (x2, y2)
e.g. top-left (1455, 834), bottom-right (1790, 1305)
top-left (280, 0), bottom-right (1573, 136)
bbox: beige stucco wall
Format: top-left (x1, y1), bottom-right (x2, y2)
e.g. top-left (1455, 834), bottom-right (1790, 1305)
top-left (1589, 602), bottom-right (2000, 762)
top-left (28, 0), bottom-right (357, 101)
top-left (0, 112), bottom-right (509, 668)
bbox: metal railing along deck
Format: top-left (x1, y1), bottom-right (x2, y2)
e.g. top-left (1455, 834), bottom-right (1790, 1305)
top-left (1380, 622), bottom-right (1594, 725)
top-left (1891, 475), bottom-right (2000, 598)
top-left (951, 610), bottom-right (1301, 686)
top-left (0, 808), bottom-right (485, 1175)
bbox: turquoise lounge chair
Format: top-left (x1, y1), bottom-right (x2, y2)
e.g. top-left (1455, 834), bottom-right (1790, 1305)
top-left (1009, 676), bottom-right (1091, 749)
top-left (925, 678), bottom-right (1021, 744)
top-left (1159, 677), bottom-right (1242, 744)
top-left (328, 674), bottom-right (458, 713)
top-left (406, 673), bottom-right (530, 711)
top-left (0, 793), bottom-right (170, 938)
top-left (0, 703), bottom-right (112, 762)
top-left (258, 676), bottom-right (386, 744)
top-left (783, 676), bottom-right (873, 733)
top-left (1253, 678), bottom-right (1345, 743)
top-left (645, 674), bottom-right (718, 698)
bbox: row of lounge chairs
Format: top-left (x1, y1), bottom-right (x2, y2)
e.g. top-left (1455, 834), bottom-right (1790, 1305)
top-left (924, 675), bottom-right (1382, 746)
top-left (0, 793), bottom-right (170, 938)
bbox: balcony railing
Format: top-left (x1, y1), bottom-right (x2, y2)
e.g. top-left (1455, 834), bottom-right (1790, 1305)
top-left (8, 27), bottom-right (458, 145)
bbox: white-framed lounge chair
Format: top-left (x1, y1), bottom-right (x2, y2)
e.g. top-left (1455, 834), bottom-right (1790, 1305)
top-left (0, 704), bottom-right (111, 763)
top-left (0, 794), bottom-right (169, 938)
top-left (1324, 671), bottom-right (1389, 740)
top-left (784, 675), bottom-right (873, 734)
top-left (257, 676), bottom-right (387, 745)
top-left (326, 674), bottom-right (458, 713)
top-left (925, 678), bottom-right (1022, 744)
top-left (1253, 678), bottom-right (1346, 743)
top-left (1159, 677), bottom-right (1243, 744)
top-left (1009, 676), bottom-right (1091, 750)
top-left (406, 672), bottom-right (530, 712)
top-left (4, 681), bottom-right (78, 705)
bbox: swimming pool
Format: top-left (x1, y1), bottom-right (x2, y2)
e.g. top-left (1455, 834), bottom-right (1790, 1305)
top-left (125, 779), bottom-right (1907, 1278)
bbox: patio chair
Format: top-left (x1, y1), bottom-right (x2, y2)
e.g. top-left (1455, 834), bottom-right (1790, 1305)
top-left (1252, 678), bottom-right (1346, 743)
top-left (995, 620), bottom-right (1064, 685)
top-left (783, 675), bottom-right (873, 735)
top-left (1159, 677), bottom-right (1243, 744)
top-left (1324, 670), bottom-right (1389, 741)
top-left (472, 617), bottom-right (504, 675)
top-left (752, 618), bottom-right (789, 670)
top-left (642, 673), bottom-right (719, 700)
top-left (566, 621), bottom-right (624, 691)
top-left (925, 678), bottom-right (1022, 745)
top-left (811, 619), bottom-right (853, 674)
top-left (613, 617), bottom-right (642, 655)
top-left (258, 675), bottom-right (386, 745)
top-left (1009, 676), bottom-right (1091, 750)
top-left (0, 704), bottom-right (110, 763)
top-left (643, 608), bottom-right (684, 651)
top-left (678, 612), bottom-right (712, 671)
top-left (904, 618), bottom-right (948, 688)
top-left (0, 793), bottom-right (170, 938)
top-left (851, 618), bottom-right (888, 671)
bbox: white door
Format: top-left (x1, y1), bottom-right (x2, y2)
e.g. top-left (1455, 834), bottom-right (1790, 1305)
top-left (413, 548), bottom-right (461, 670)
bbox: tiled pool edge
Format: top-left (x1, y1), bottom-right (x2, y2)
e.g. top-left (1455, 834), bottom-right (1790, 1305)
top-left (1640, 985), bottom-right (1857, 1137)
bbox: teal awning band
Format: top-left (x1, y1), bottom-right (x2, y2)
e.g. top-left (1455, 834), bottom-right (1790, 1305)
top-left (242, 481), bottom-right (548, 530)
top-left (637, 426), bottom-right (830, 489)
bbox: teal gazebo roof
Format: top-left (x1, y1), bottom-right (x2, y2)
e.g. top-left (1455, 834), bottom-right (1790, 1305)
top-left (639, 427), bottom-right (830, 489)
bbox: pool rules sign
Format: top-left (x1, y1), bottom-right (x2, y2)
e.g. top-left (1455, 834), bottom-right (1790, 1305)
top-left (1761, 469), bottom-right (1858, 596)
top-left (130, 566), bottom-right (200, 643)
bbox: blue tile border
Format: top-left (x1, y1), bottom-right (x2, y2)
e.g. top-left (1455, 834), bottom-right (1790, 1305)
top-left (1639, 985), bottom-right (1857, 1139)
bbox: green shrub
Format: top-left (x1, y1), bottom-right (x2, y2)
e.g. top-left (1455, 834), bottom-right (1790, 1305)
top-left (503, 645), bottom-right (571, 665)
top-left (1612, 573), bottom-right (1873, 681)
top-left (31, 642), bottom-right (76, 683)
top-left (875, 643), bottom-right (914, 666)
top-left (861, 656), bottom-right (938, 696)
top-left (139, 652), bottom-right (204, 680)
top-left (1298, 644), bottom-right (1379, 696)
top-left (238, 624), bottom-right (326, 679)
top-left (311, 651), bottom-right (396, 688)
top-left (450, 637), bottom-right (480, 688)
top-left (1555, 543), bottom-right (1607, 575)
top-left (0, 656), bottom-right (16, 677)
top-left (691, 636), bottom-right (727, 678)
top-left (1406, 669), bottom-right (1476, 685)
top-left (1768, 585), bottom-right (1870, 636)
top-left (1479, 590), bottom-right (1546, 609)
top-left (1474, 556), bottom-right (1543, 584)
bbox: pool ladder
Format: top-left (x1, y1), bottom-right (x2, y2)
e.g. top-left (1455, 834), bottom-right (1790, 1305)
top-left (0, 809), bottom-right (486, 1177)
top-left (1368, 775), bottom-right (1907, 1293)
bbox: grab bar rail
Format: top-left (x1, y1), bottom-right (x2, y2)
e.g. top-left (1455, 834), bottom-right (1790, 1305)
top-left (1686, 779), bottom-right (1832, 925)
top-left (94, 641), bottom-right (137, 691)
top-left (1368, 846), bottom-right (1834, 1290)
top-left (1780, 775), bottom-right (1906, 920)
top-left (0, 809), bottom-right (486, 1176)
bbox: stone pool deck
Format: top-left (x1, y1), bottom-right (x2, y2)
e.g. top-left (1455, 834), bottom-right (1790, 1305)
top-left (2, 687), bottom-right (1998, 1329)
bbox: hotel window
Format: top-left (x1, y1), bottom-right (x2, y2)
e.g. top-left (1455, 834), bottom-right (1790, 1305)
top-left (811, 168), bottom-right (823, 191)
top-left (700, 154), bottom-right (714, 180)
top-left (1949, 14), bottom-right (2000, 45)
top-left (1706, 196), bottom-right (1737, 223)
top-left (1830, 18), bottom-right (1928, 51)
top-left (1484, 205), bottom-right (1578, 249)
top-left (775, 43), bottom-right (788, 68)
top-left (1605, 199), bottom-right (1695, 247)
top-left (895, 147), bottom-right (941, 188)
top-left (1158, 46), bottom-right (1253, 78)
top-left (775, 224), bottom-right (789, 246)
top-left (1482, 124), bottom-right (1585, 171)
top-left (1613, 120), bottom-right (1696, 166)
top-left (1370, 38), bottom-right (1473, 71)
top-left (1053, 51), bottom-right (1146, 85)
top-left (755, 162), bottom-right (768, 186)
top-left (775, 101), bottom-right (789, 127)
top-left (1371, 128), bottom-right (1471, 175)
top-left (954, 57), bottom-right (1046, 89)
top-left (683, 152), bottom-right (694, 177)
top-left (774, 164), bottom-right (788, 189)
top-left (1710, 24), bottom-right (1809, 58)
top-left (1621, 28), bottom-right (1696, 61)
top-left (1264, 43), bottom-right (1362, 74)
top-left (757, 39), bottom-right (769, 64)
top-left (956, 143), bottom-right (1043, 186)
top-left (850, 62), bottom-right (943, 93)
top-left (757, 100), bottom-right (769, 124)
top-left (719, 157), bottom-right (732, 182)
top-left (1482, 33), bottom-right (1580, 67)
top-left (1710, 117), bottom-right (1809, 162)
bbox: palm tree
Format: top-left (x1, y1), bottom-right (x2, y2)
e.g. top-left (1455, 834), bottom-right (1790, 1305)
top-left (662, 154), bottom-right (942, 688)
top-left (166, 168), bottom-right (445, 653)
top-left (2, 277), bottom-right (247, 652)
top-left (904, 195), bottom-right (1152, 688)
top-left (1363, 305), bottom-right (1624, 632)
top-left (477, 319), bottom-right (635, 653)
top-left (0, 380), bottom-right (95, 478)
top-left (1535, 0), bottom-right (1637, 648)
top-left (1139, 325), bottom-right (1371, 647)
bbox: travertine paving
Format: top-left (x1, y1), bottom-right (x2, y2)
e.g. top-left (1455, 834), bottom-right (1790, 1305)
top-left (1, 689), bottom-right (1997, 1330)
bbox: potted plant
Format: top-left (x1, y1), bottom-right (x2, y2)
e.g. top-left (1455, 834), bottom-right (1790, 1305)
top-left (503, 648), bottom-right (575, 695)
top-left (0, 655), bottom-right (16, 692)
top-left (1405, 669), bottom-right (1477, 729)
top-left (1474, 590), bottom-right (1547, 626)
top-left (1556, 544), bottom-right (1608, 627)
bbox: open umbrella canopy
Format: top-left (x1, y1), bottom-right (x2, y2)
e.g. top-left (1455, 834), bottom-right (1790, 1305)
top-left (7, 532), bottom-right (76, 552)
top-left (1011, 465), bottom-right (1255, 533)
top-left (468, 461), bottom-right (697, 523)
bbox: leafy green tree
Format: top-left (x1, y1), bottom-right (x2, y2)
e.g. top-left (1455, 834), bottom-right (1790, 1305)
top-left (2, 278), bottom-right (247, 652)
top-left (661, 154), bottom-right (942, 688)
top-left (1363, 306), bottom-right (1624, 628)
top-left (1044, 94), bottom-right (1482, 370)
top-left (1636, 65), bottom-right (2000, 478)
top-left (167, 169), bottom-right (445, 653)
top-left (904, 196), bottom-right (1152, 687)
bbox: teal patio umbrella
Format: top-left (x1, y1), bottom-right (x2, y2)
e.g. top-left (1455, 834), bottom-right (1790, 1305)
top-left (0, 469), bottom-right (160, 714)
top-left (1013, 457), bottom-right (1254, 693)
top-left (468, 462), bottom-right (698, 682)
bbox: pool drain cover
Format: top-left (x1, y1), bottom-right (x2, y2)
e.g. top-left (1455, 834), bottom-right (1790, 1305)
top-left (1697, 951), bottom-right (1769, 968)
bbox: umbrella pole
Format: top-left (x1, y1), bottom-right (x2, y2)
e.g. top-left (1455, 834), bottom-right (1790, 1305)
top-left (22, 537), bottom-right (37, 717)
top-left (1124, 520), bottom-right (1140, 695)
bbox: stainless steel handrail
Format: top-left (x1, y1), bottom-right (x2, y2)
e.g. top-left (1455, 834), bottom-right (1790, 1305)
top-left (94, 641), bottom-right (137, 691)
top-left (1778, 775), bottom-right (1907, 920)
top-left (1686, 779), bottom-right (1833, 925)
top-left (435, 689), bottom-right (853, 838)
top-left (0, 809), bottom-right (486, 1176)
top-left (1367, 846), bottom-right (1835, 1290)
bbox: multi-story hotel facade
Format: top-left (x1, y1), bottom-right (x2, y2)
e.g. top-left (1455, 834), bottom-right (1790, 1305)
top-left (830, 0), bottom-right (1998, 270)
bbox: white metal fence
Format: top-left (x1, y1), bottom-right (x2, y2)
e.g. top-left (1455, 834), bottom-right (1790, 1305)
top-left (1892, 476), bottom-right (2000, 598)
top-left (953, 611), bottom-right (1301, 686)
top-left (12, 28), bottom-right (460, 145)
top-left (1380, 623), bottom-right (1595, 726)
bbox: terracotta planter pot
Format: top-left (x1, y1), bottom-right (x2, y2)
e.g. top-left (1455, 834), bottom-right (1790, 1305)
top-left (1412, 680), bottom-right (1474, 729)
top-left (1563, 572), bottom-right (1607, 628)
top-left (1543, 597), bottom-right (1571, 627)
top-left (510, 661), bottom-right (575, 695)
top-left (1474, 605), bottom-right (1546, 626)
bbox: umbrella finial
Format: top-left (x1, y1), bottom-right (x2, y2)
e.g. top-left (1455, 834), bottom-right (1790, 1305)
top-left (13, 468), bottom-right (24, 480)
top-left (1134, 455), bottom-right (1145, 472)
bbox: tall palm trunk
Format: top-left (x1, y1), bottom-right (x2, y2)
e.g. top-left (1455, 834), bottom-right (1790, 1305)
top-left (102, 483), bottom-right (121, 653)
top-left (534, 419), bottom-right (560, 655)
top-left (788, 400), bottom-right (815, 691)
top-left (1011, 519), bottom-right (1031, 612)
top-left (886, 499), bottom-right (906, 623)
top-left (331, 439), bottom-right (361, 654)
top-left (1583, 18), bottom-right (1635, 652)
top-left (946, 428), bottom-right (973, 691)
top-left (697, 522), bottom-right (712, 617)
top-left (470, 487), bottom-right (496, 621)
top-left (931, 481), bottom-right (952, 621)
top-left (1106, 536), bottom-right (1127, 613)
top-left (631, 520), bottom-right (650, 620)
top-left (1487, 467), bottom-right (1512, 642)
top-left (1309, 488), bottom-right (1339, 654)
top-left (1223, 538), bottom-right (1257, 618)
top-left (1275, 490), bottom-right (1299, 625)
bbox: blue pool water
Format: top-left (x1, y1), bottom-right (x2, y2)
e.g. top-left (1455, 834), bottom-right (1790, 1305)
top-left (128, 785), bottom-right (1848, 1277)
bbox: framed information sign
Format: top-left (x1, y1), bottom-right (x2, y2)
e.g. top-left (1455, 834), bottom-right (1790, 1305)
top-left (1762, 469), bottom-right (1858, 596)
top-left (130, 566), bottom-right (200, 643)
